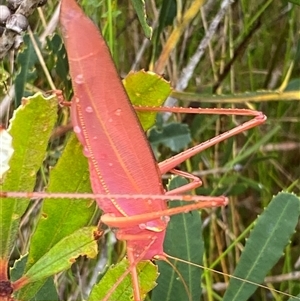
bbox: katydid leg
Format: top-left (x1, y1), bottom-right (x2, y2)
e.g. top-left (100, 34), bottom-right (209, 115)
top-left (127, 248), bottom-right (140, 301)
top-left (0, 191), bottom-right (227, 229)
top-left (132, 106), bottom-right (266, 193)
top-left (134, 106), bottom-right (266, 117)
top-left (142, 107), bottom-right (267, 174)
top-left (101, 196), bottom-right (227, 229)
top-left (165, 169), bottom-right (202, 195)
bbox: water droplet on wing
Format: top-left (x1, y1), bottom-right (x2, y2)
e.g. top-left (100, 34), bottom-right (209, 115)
top-left (83, 146), bottom-right (91, 158)
top-left (74, 74), bottom-right (84, 84)
top-left (114, 109), bottom-right (122, 116)
top-left (139, 223), bottom-right (147, 230)
top-left (161, 216), bottom-right (170, 223)
top-left (73, 126), bottom-right (81, 134)
top-left (99, 153), bottom-right (108, 160)
top-left (85, 106), bottom-right (93, 113)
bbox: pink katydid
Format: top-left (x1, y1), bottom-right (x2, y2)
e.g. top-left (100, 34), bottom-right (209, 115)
top-left (57, 0), bottom-right (266, 300)
top-left (0, 0), bottom-right (270, 300)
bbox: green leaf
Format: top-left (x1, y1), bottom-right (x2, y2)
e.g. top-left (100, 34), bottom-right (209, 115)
top-left (28, 277), bottom-right (59, 301)
top-left (152, 0), bottom-right (177, 60)
top-left (158, 0), bottom-right (177, 28)
top-left (22, 227), bottom-right (98, 283)
top-left (130, 0), bottom-right (152, 38)
top-left (151, 177), bottom-right (203, 301)
top-left (148, 122), bottom-right (192, 154)
top-left (14, 34), bottom-right (39, 106)
top-left (123, 70), bottom-right (171, 130)
top-left (223, 192), bottom-right (300, 301)
top-left (11, 255), bottom-right (59, 301)
top-left (285, 79), bottom-right (300, 91)
top-left (17, 134), bottom-right (96, 300)
top-left (88, 258), bottom-right (158, 301)
top-left (47, 33), bottom-right (72, 93)
top-left (17, 278), bottom-right (59, 301)
top-left (25, 134), bottom-right (95, 270)
top-left (0, 93), bottom-right (57, 259)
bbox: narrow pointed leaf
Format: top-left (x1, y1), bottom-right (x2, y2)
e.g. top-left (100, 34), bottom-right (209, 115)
top-left (130, 0), bottom-right (152, 38)
top-left (152, 177), bottom-right (203, 301)
top-left (223, 192), bottom-right (300, 301)
top-left (46, 33), bottom-right (71, 92)
top-left (14, 35), bottom-right (38, 105)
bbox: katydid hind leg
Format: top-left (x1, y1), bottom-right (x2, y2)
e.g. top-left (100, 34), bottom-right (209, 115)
top-left (155, 107), bottom-right (266, 174)
top-left (165, 169), bottom-right (202, 195)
